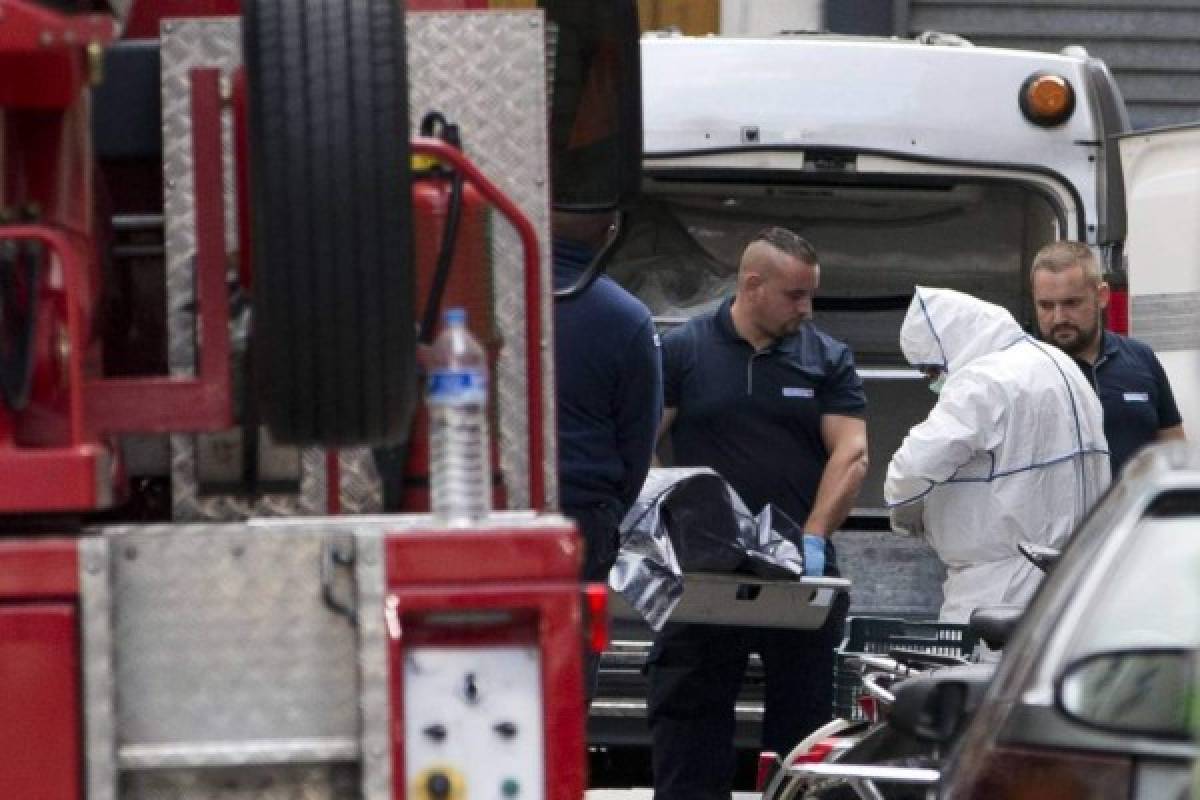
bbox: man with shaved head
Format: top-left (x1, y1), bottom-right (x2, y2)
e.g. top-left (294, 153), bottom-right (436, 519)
top-left (648, 227), bottom-right (868, 799)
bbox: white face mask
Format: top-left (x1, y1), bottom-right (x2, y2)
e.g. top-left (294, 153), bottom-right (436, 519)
top-left (929, 372), bottom-right (948, 394)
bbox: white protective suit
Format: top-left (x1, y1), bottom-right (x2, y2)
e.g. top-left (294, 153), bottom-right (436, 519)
top-left (885, 287), bottom-right (1110, 622)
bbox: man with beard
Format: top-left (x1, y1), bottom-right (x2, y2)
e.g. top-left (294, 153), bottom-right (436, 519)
top-left (648, 227), bottom-right (867, 800)
top-left (1031, 241), bottom-right (1185, 475)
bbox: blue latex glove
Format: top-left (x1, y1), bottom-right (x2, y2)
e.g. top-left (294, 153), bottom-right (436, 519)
top-left (803, 534), bottom-right (826, 577)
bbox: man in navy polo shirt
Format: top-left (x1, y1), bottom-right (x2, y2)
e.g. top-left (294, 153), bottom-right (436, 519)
top-left (648, 227), bottom-right (868, 800)
top-left (553, 210), bottom-right (662, 699)
top-left (1031, 241), bottom-right (1185, 475)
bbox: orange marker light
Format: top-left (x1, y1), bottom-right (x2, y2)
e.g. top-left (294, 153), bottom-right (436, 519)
top-left (1020, 72), bottom-right (1076, 127)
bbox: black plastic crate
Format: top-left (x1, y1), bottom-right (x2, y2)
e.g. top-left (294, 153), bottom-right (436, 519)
top-left (833, 616), bottom-right (979, 721)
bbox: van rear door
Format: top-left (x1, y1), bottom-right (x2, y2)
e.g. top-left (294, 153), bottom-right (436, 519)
top-left (1119, 124), bottom-right (1200, 434)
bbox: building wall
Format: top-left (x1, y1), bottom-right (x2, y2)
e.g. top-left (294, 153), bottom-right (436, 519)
top-left (719, 0), bottom-right (822, 35)
top-left (637, 0), bottom-right (719, 35)
top-left (885, 0), bottom-right (1200, 130)
top-left (494, 1), bottom-right (1198, 129)
top-left (636, 0), bottom-right (823, 36)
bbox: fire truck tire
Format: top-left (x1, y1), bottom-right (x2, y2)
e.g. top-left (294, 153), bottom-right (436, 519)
top-left (243, 0), bottom-right (416, 445)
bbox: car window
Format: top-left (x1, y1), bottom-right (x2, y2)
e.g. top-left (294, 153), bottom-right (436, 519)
top-left (1064, 516), bottom-right (1200, 658)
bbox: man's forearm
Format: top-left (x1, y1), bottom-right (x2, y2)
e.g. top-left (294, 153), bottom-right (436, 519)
top-left (805, 446), bottom-right (868, 536)
top-left (1157, 424), bottom-right (1186, 442)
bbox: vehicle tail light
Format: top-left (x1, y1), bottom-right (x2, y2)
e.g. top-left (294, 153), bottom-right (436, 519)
top-left (583, 582), bottom-right (609, 654)
top-left (782, 734), bottom-right (859, 767)
top-left (858, 693), bottom-right (878, 722)
top-left (757, 739), bottom-right (850, 791)
top-left (946, 745), bottom-right (1131, 799)
top-left (791, 737), bottom-right (842, 764)
top-left (1107, 288), bottom-right (1129, 334)
top-left (756, 751), bottom-right (779, 791)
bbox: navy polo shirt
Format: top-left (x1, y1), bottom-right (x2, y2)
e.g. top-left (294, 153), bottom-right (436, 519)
top-left (1073, 330), bottom-right (1182, 475)
top-left (662, 297), bottom-right (866, 525)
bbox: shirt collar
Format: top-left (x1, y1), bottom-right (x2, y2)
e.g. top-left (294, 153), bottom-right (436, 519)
top-left (1099, 329), bottom-right (1120, 359)
top-left (1087, 329), bottom-right (1119, 368)
top-left (715, 296), bottom-right (742, 342)
top-left (553, 237), bottom-right (595, 270)
top-left (715, 295), bottom-right (807, 352)
top-left (552, 237), bottom-right (596, 291)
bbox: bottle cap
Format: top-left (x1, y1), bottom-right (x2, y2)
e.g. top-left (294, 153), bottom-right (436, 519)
top-left (444, 307), bottom-right (467, 326)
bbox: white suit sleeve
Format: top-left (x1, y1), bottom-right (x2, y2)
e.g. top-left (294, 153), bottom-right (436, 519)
top-left (885, 368), bottom-right (1007, 508)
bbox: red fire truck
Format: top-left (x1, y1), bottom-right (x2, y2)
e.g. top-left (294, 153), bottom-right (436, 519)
top-left (0, 1), bottom-right (642, 797)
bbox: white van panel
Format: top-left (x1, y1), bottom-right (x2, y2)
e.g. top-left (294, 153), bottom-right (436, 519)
top-left (1120, 124), bottom-right (1200, 436)
top-left (641, 37), bottom-right (1103, 234)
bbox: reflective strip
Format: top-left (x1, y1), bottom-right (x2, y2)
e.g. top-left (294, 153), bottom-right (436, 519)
top-left (857, 368), bottom-right (924, 380)
top-left (1131, 291), bottom-right (1200, 352)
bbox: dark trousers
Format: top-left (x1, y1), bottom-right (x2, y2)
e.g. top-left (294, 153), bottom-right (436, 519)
top-left (566, 502), bottom-right (621, 703)
top-left (646, 539), bottom-right (850, 800)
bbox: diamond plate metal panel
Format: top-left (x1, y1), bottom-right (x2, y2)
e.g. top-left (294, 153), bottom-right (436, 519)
top-left (162, 14), bottom-right (555, 517)
top-left (171, 436), bottom-right (319, 520)
top-left (160, 19), bottom-right (238, 378)
top-left (353, 532), bottom-right (391, 800)
top-left (338, 450), bottom-right (385, 515)
top-left (170, 438), bottom-right (382, 521)
top-left (80, 536), bottom-right (117, 800)
top-left (161, 20), bottom-right (382, 521)
top-left (121, 764), bottom-right (359, 800)
top-left (407, 12), bottom-right (557, 509)
top-left (97, 514), bottom-right (570, 795)
top-left (108, 525), bottom-right (360, 748)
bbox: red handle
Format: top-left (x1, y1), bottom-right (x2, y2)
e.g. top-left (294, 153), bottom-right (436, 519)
top-left (409, 137), bottom-right (547, 511)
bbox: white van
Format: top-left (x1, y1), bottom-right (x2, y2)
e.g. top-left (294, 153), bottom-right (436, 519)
top-left (611, 32), bottom-right (1138, 516)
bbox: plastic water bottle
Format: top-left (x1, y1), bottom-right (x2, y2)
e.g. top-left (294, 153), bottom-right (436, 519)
top-left (427, 308), bottom-right (492, 523)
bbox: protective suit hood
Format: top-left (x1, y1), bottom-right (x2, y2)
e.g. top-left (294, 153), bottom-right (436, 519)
top-left (901, 287), bottom-right (1025, 372)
